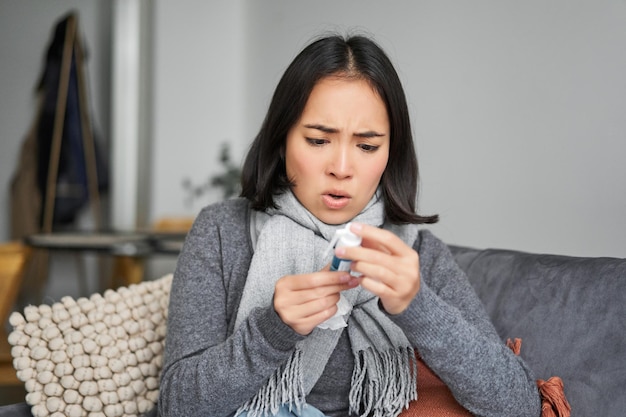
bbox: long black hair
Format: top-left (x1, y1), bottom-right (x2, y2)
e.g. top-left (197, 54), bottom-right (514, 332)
top-left (240, 34), bottom-right (438, 225)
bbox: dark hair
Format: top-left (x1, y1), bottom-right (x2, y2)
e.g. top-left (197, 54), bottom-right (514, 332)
top-left (240, 34), bottom-right (438, 225)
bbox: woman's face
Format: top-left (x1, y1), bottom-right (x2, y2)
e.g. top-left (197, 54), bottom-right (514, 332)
top-left (285, 76), bottom-right (390, 225)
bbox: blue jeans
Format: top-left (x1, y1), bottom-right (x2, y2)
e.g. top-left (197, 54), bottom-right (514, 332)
top-left (236, 404), bottom-right (328, 417)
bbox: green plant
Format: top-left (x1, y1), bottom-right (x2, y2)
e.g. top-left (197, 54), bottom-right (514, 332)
top-left (181, 142), bottom-right (242, 207)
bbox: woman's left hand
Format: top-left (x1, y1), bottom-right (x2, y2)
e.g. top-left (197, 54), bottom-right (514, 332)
top-left (336, 222), bottom-right (420, 315)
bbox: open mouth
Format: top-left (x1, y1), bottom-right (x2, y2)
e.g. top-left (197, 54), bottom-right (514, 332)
top-left (323, 192), bottom-right (351, 209)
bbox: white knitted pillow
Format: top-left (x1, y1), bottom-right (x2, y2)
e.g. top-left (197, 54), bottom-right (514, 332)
top-left (8, 274), bottom-right (173, 417)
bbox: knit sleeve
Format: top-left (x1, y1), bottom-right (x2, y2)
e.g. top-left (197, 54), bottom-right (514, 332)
top-left (389, 229), bottom-right (541, 417)
top-left (158, 200), bottom-right (304, 417)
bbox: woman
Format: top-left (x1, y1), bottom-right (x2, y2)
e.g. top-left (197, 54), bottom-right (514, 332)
top-left (159, 34), bottom-right (541, 417)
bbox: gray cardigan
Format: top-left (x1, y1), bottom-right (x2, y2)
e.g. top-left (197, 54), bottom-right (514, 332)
top-left (158, 198), bottom-right (541, 417)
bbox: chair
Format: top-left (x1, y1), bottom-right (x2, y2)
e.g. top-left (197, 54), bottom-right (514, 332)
top-left (0, 242), bottom-right (30, 386)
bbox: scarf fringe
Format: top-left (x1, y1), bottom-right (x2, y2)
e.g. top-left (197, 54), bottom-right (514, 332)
top-left (349, 346), bottom-right (418, 417)
top-left (237, 346), bottom-right (418, 417)
top-left (236, 349), bottom-right (306, 417)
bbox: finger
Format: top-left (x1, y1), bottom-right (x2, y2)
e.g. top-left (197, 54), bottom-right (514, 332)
top-left (350, 222), bottom-right (414, 257)
top-left (276, 294), bottom-right (341, 335)
top-left (280, 271), bottom-right (355, 291)
top-left (343, 246), bottom-right (392, 270)
top-left (336, 236), bottom-right (419, 286)
top-left (336, 246), bottom-right (399, 282)
top-left (288, 283), bottom-right (358, 306)
top-left (345, 248), bottom-right (420, 305)
top-left (359, 276), bottom-right (391, 299)
top-left (282, 304), bottom-right (340, 336)
top-left (296, 293), bottom-right (341, 318)
top-left (352, 261), bottom-right (393, 285)
top-left (359, 275), bottom-right (417, 315)
top-left (274, 275), bottom-right (359, 311)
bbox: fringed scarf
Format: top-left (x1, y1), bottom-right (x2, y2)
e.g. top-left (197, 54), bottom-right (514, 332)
top-left (234, 190), bottom-right (420, 417)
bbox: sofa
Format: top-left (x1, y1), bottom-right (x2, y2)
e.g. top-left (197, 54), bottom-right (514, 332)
top-left (1, 244), bottom-right (625, 417)
top-left (449, 245), bottom-right (626, 417)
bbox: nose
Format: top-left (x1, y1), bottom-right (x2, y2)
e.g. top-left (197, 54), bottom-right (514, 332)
top-left (327, 145), bottom-right (353, 179)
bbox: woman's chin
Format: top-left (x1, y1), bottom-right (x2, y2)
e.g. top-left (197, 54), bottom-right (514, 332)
top-left (315, 209), bottom-right (356, 226)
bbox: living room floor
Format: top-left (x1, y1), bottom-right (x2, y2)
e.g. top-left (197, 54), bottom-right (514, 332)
top-left (0, 385), bottom-right (26, 406)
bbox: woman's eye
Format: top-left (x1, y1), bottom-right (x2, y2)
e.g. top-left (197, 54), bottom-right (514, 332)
top-left (358, 143), bottom-right (379, 152)
top-left (306, 138), bottom-right (328, 146)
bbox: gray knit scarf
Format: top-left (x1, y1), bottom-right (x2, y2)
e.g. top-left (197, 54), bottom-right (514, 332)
top-left (234, 190), bottom-right (419, 417)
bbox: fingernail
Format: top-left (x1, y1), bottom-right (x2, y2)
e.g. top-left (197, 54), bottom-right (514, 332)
top-left (348, 277), bottom-right (360, 287)
top-left (350, 222), bottom-right (363, 232)
top-left (338, 273), bottom-right (351, 283)
top-left (336, 247), bottom-right (346, 257)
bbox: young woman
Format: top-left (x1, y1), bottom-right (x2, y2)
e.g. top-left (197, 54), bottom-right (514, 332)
top-left (158, 34), bottom-right (541, 417)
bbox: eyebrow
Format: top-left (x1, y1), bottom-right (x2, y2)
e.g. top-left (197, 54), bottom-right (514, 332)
top-left (303, 123), bottom-right (386, 138)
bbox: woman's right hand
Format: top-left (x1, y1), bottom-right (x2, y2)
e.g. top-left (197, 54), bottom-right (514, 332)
top-left (273, 269), bottom-right (359, 335)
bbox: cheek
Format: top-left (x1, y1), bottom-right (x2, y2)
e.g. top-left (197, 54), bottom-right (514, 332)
top-left (369, 154), bottom-right (389, 185)
top-left (285, 148), bottom-right (312, 183)
top-left (284, 140), bottom-right (297, 179)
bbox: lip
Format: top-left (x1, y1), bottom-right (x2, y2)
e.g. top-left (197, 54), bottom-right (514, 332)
top-left (322, 191), bottom-right (351, 210)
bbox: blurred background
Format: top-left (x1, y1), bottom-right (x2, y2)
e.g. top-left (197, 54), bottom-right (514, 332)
top-left (1, 0), bottom-right (625, 296)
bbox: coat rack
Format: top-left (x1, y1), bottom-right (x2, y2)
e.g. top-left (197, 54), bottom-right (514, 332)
top-left (41, 12), bottom-right (102, 233)
top-left (10, 12), bottom-right (105, 306)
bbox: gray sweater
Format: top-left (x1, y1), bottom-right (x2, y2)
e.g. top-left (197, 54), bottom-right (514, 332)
top-left (158, 198), bottom-right (541, 417)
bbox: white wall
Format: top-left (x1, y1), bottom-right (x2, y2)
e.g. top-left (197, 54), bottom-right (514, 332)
top-left (0, 1), bottom-right (112, 238)
top-left (151, 0), bottom-right (626, 258)
top-left (3, 1), bottom-right (625, 261)
top-left (150, 0), bottom-right (247, 219)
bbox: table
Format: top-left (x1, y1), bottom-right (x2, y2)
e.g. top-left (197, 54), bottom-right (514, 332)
top-left (24, 231), bottom-right (186, 288)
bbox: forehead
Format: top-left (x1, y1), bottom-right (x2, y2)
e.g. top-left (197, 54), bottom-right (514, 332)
top-left (299, 77), bottom-right (388, 125)
top-left (306, 76), bottom-right (381, 103)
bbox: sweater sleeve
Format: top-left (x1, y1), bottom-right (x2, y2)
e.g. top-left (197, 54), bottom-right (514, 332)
top-left (389, 230), bottom-right (541, 417)
top-left (158, 201), bottom-right (304, 417)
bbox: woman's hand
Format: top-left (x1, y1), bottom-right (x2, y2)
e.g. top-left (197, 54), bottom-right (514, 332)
top-left (337, 223), bottom-right (420, 315)
top-left (274, 269), bottom-right (359, 335)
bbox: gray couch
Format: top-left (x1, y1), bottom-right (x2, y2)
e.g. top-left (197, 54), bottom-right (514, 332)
top-left (1, 245), bottom-right (625, 417)
top-left (450, 245), bottom-right (626, 417)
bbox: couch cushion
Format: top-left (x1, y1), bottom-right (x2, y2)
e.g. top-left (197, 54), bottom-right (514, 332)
top-left (8, 275), bottom-right (172, 417)
top-left (449, 245), bottom-right (626, 417)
